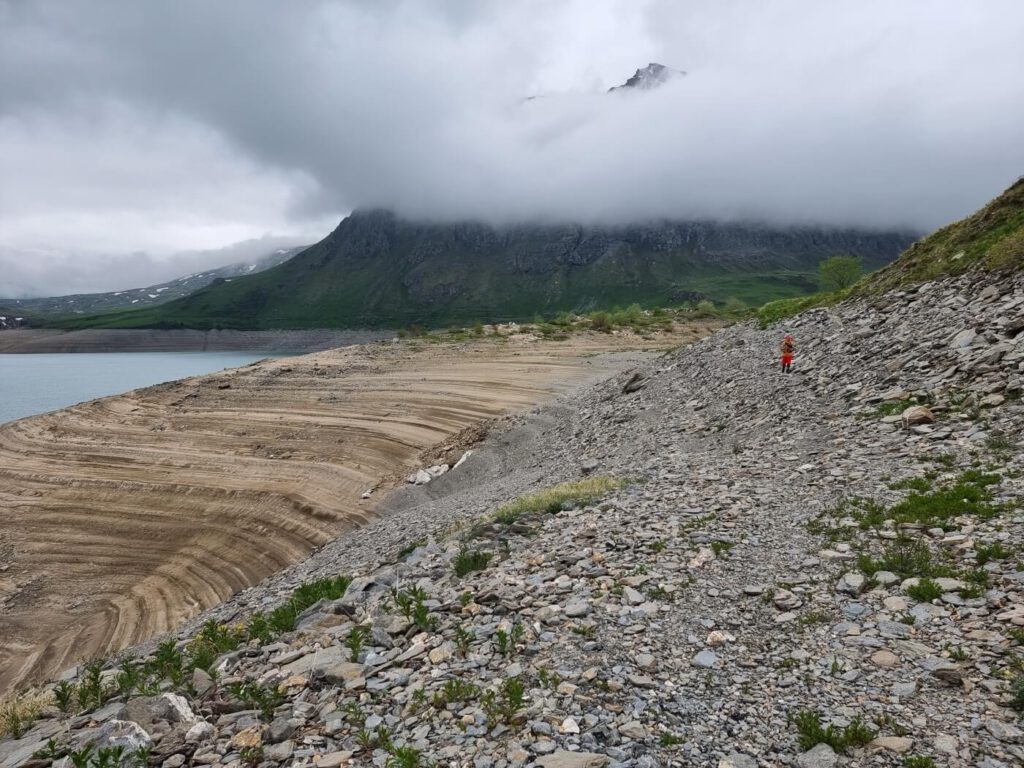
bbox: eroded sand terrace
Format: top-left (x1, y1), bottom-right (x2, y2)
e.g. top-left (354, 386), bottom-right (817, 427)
top-left (0, 331), bottom-right (712, 693)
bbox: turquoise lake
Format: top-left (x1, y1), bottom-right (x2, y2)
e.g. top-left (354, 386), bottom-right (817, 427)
top-left (0, 352), bottom-right (275, 424)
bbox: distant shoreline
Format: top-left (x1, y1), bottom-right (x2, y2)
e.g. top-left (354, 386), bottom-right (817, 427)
top-left (0, 328), bottom-right (394, 354)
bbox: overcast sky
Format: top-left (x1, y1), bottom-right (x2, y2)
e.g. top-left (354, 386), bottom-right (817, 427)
top-left (2, 0), bottom-right (1024, 297)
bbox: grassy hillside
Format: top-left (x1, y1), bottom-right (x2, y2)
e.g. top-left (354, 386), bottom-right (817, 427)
top-left (861, 177), bottom-right (1024, 293)
top-left (47, 213), bottom-right (913, 330)
top-left (758, 177), bottom-right (1024, 326)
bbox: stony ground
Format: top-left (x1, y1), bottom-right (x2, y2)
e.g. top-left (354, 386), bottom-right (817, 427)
top-left (3, 271), bottom-right (1024, 768)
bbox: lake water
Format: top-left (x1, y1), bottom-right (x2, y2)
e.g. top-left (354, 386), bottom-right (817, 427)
top-left (0, 352), bottom-right (276, 425)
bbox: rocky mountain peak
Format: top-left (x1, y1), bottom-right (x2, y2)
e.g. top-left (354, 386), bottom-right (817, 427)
top-left (609, 62), bottom-right (685, 92)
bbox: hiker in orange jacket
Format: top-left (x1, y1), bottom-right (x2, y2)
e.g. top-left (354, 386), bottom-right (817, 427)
top-left (780, 334), bottom-right (794, 373)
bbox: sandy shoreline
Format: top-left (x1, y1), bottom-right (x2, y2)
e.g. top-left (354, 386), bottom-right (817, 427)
top-left (0, 328), bottom-right (715, 694)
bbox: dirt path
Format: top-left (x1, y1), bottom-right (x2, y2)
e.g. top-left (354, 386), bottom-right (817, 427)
top-left (0, 328), bottom-right (714, 694)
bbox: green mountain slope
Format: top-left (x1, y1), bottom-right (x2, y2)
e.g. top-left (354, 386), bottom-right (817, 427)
top-left (51, 213), bottom-right (915, 330)
top-left (862, 177), bottom-right (1024, 293)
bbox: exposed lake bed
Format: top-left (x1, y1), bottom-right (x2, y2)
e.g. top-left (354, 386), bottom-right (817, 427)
top-left (0, 328), bottom-right (715, 693)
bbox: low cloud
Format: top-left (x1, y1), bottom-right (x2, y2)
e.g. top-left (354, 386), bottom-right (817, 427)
top-left (2, 0), bottom-right (1024, 295)
top-left (0, 236), bottom-right (310, 298)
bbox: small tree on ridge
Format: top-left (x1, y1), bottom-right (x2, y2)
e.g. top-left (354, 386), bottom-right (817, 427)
top-left (819, 255), bottom-right (862, 292)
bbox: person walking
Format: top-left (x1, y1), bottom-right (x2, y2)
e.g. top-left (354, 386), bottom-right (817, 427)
top-left (780, 334), bottom-right (795, 373)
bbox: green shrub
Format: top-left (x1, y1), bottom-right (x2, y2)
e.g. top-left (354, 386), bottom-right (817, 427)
top-left (264, 575), bottom-right (352, 634)
top-left (1009, 673), bottom-right (1024, 714)
top-left (819, 255), bottom-right (862, 292)
top-left (187, 621), bottom-right (244, 672)
top-left (906, 577), bottom-right (943, 603)
top-left (226, 680), bottom-right (285, 721)
top-left (857, 539), bottom-right (950, 579)
top-left (345, 625), bottom-right (370, 662)
top-left (588, 311), bottom-right (613, 333)
top-left (790, 709), bottom-right (876, 753)
top-left (454, 548), bottom-right (492, 577)
top-left (386, 745), bottom-right (425, 768)
top-left (482, 677), bottom-right (526, 727)
top-left (76, 659), bottom-right (110, 711)
top-left (976, 541), bottom-right (1012, 565)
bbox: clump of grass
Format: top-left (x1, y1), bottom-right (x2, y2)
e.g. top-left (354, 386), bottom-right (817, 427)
top-left (239, 745), bottom-right (264, 767)
top-left (946, 646), bottom-right (970, 662)
top-left (453, 548), bottom-right (492, 577)
top-left (264, 574), bottom-right (352, 633)
top-left (876, 401), bottom-right (912, 418)
top-left (976, 541), bottom-right (1013, 565)
top-left (711, 540), bottom-right (735, 556)
top-left (386, 745), bottom-right (426, 768)
top-left (986, 434), bottom-right (1016, 457)
top-left (0, 692), bottom-right (48, 739)
top-left (857, 538), bottom-right (952, 580)
top-left (888, 471), bottom-right (1003, 528)
top-left (187, 621), bottom-right (245, 672)
top-left (906, 577), bottom-right (943, 603)
top-left (396, 538), bottom-right (427, 560)
top-left (797, 610), bottom-right (832, 626)
top-left (904, 757), bottom-right (937, 768)
top-left (888, 476), bottom-right (932, 491)
top-left (828, 496), bottom-right (888, 530)
top-left (492, 476), bottom-right (628, 526)
top-left (789, 710), bottom-right (876, 753)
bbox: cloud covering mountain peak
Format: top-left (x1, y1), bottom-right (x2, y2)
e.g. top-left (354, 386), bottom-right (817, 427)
top-left (1, 0), bottom-right (1024, 295)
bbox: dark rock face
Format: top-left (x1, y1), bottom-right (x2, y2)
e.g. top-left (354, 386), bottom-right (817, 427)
top-left (609, 62), bottom-right (685, 92)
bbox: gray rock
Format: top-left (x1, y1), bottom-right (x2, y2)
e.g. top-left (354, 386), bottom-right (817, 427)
top-left (797, 743), bottom-right (838, 768)
top-left (564, 599), bottom-right (591, 617)
top-left (536, 752), bottom-right (609, 768)
top-left (692, 650), bottom-right (717, 668)
top-left (836, 572), bottom-right (865, 595)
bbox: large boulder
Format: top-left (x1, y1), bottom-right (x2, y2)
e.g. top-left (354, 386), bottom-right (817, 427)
top-left (901, 406), bottom-right (934, 425)
top-left (75, 720), bottom-right (153, 764)
top-left (114, 694), bottom-right (196, 735)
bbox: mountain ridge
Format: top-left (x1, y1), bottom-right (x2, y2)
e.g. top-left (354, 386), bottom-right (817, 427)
top-left (50, 214), bottom-right (915, 330)
top-left (0, 246), bottom-right (307, 325)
